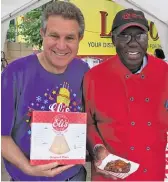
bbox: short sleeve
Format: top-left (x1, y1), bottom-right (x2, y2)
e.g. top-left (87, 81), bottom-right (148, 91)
top-left (1, 66), bottom-right (17, 135)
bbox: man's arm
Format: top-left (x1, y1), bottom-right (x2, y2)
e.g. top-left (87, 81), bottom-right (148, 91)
top-left (83, 72), bottom-right (119, 180)
top-left (1, 136), bottom-right (74, 177)
top-left (2, 136), bottom-right (32, 174)
top-left (83, 72), bottom-right (105, 156)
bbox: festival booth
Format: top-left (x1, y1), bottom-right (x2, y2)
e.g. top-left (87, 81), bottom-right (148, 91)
top-left (1, 0), bottom-right (168, 179)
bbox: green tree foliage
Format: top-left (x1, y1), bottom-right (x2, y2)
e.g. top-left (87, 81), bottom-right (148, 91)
top-left (18, 7), bottom-right (43, 49)
top-left (7, 1), bottom-right (56, 49)
top-left (7, 20), bottom-right (17, 42)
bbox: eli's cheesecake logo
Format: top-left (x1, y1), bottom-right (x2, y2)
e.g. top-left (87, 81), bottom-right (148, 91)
top-left (52, 114), bottom-right (69, 132)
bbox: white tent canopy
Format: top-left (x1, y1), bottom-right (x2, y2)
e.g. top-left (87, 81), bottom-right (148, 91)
top-left (1, 0), bottom-right (52, 50)
top-left (1, 0), bottom-right (168, 59)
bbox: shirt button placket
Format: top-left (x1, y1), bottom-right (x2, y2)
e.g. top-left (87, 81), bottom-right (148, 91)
top-left (146, 146), bottom-right (151, 151)
top-left (145, 98), bottom-right (150, 102)
top-left (130, 97), bottom-right (134, 101)
top-left (143, 168), bottom-right (148, 173)
top-left (130, 146), bottom-right (135, 151)
top-left (131, 121), bottom-right (135, 126)
top-left (141, 74), bottom-right (145, 79)
top-left (147, 121), bottom-right (152, 126)
top-left (125, 74), bottom-right (130, 79)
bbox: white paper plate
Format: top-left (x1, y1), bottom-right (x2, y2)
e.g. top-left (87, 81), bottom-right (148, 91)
top-left (97, 154), bottom-right (139, 179)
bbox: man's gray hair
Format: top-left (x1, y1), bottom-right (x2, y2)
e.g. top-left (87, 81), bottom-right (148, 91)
top-left (41, 1), bottom-right (85, 38)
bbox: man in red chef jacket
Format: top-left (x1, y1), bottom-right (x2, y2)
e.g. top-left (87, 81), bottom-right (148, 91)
top-left (83, 8), bottom-right (168, 181)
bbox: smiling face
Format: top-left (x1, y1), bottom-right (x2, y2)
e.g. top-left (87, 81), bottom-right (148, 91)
top-left (113, 26), bottom-right (148, 73)
top-left (40, 15), bottom-right (82, 74)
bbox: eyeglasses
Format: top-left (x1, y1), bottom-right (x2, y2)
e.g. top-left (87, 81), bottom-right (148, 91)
top-left (115, 33), bottom-right (148, 44)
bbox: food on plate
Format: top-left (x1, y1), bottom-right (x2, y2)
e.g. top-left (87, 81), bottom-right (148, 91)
top-left (104, 159), bottom-right (131, 173)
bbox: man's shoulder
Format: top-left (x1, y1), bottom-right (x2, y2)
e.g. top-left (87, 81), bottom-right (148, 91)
top-left (3, 54), bottom-right (37, 73)
top-left (70, 58), bottom-right (90, 72)
top-left (148, 54), bottom-right (168, 70)
top-left (72, 58), bottom-right (89, 66)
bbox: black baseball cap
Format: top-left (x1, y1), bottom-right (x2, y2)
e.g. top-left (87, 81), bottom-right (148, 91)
top-left (112, 9), bottom-right (149, 34)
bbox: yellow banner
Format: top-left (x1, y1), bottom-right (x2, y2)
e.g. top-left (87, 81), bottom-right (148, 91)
top-left (71, 0), bottom-right (161, 56)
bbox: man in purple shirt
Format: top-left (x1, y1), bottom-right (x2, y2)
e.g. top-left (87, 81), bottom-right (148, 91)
top-left (1, 1), bottom-right (89, 181)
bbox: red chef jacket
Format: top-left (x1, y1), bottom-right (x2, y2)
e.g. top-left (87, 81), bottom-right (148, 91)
top-left (83, 54), bottom-right (168, 181)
